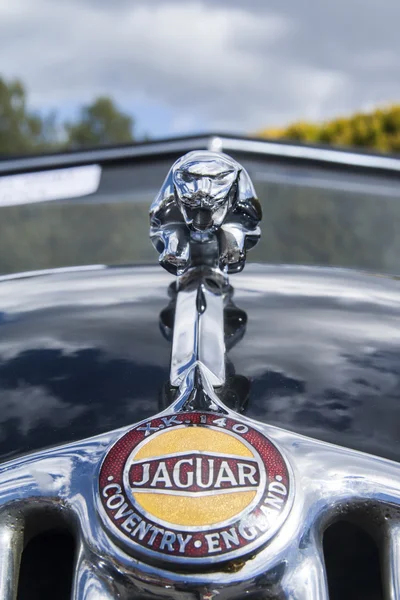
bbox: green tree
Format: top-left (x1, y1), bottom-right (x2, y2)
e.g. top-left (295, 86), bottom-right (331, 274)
top-left (258, 105), bottom-right (400, 154)
top-left (65, 97), bottom-right (134, 149)
top-left (0, 77), bottom-right (57, 155)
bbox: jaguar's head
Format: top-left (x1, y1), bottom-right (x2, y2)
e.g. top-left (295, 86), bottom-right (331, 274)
top-left (172, 151), bottom-right (240, 231)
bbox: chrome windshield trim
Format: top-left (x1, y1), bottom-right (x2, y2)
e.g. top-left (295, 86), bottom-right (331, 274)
top-left (1, 134), bottom-right (400, 176)
top-left (0, 138), bottom-right (211, 175)
top-left (216, 135), bottom-right (400, 172)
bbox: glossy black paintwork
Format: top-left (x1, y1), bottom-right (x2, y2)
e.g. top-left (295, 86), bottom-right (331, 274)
top-left (0, 264), bottom-right (400, 463)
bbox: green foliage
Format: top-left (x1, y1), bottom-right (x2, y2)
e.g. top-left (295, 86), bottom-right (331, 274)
top-left (65, 97), bottom-right (134, 149)
top-left (258, 105), bottom-right (400, 153)
top-left (0, 77), bottom-right (134, 155)
top-left (0, 77), bottom-right (58, 154)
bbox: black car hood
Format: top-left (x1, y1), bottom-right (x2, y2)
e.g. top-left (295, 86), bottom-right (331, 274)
top-left (0, 264), bottom-right (399, 463)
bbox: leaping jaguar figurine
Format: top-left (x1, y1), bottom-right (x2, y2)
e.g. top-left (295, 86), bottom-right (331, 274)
top-left (150, 150), bottom-right (262, 275)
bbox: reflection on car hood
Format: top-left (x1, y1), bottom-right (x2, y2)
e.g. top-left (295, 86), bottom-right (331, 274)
top-left (0, 263), bottom-right (399, 463)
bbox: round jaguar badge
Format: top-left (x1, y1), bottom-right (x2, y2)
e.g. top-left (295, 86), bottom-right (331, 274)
top-left (98, 412), bottom-right (293, 566)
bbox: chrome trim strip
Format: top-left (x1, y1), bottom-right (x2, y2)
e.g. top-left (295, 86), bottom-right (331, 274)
top-left (1, 135), bottom-right (400, 176)
top-left (0, 513), bottom-right (23, 600)
top-left (217, 135), bottom-right (400, 172)
top-left (281, 533), bottom-right (329, 600)
top-left (383, 521), bottom-right (400, 600)
top-left (71, 543), bottom-right (116, 600)
top-left (0, 138), bottom-right (210, 175)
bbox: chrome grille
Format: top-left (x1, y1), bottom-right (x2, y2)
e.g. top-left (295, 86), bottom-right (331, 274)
top-left (0, 421), bottom-right (399, 600)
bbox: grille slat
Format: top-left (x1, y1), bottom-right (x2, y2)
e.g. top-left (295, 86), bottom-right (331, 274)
top-left (382, 521), bottom-right (400, 600)
top-left (281, 535), bottom-right (329, 600)
top-left (71, 543), bottom-right (116, 600)
top-left (0, 515), bottom-right (23, 600)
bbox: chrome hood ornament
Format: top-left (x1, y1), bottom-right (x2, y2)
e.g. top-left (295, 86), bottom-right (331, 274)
top-left (98, 151), bottom-right (294, 568)
top-left (149, 151), bottom-right (262, 275)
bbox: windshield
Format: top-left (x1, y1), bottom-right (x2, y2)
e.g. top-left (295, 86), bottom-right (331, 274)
top-left (1, 144), bottom-right (400, 276)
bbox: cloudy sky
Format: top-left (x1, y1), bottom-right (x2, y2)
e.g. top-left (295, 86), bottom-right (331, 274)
top-left (0, 0), bottom-right (399, 138)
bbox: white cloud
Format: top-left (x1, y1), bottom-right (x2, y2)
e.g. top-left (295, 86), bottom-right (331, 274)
top-left (0, 383), bottom-right (87, 436)
top-left (0, 0), bottom-right (398, 135)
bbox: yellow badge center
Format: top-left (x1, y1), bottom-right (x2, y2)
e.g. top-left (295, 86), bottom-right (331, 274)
top-left (131, 427), bottom-right (258, 527)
